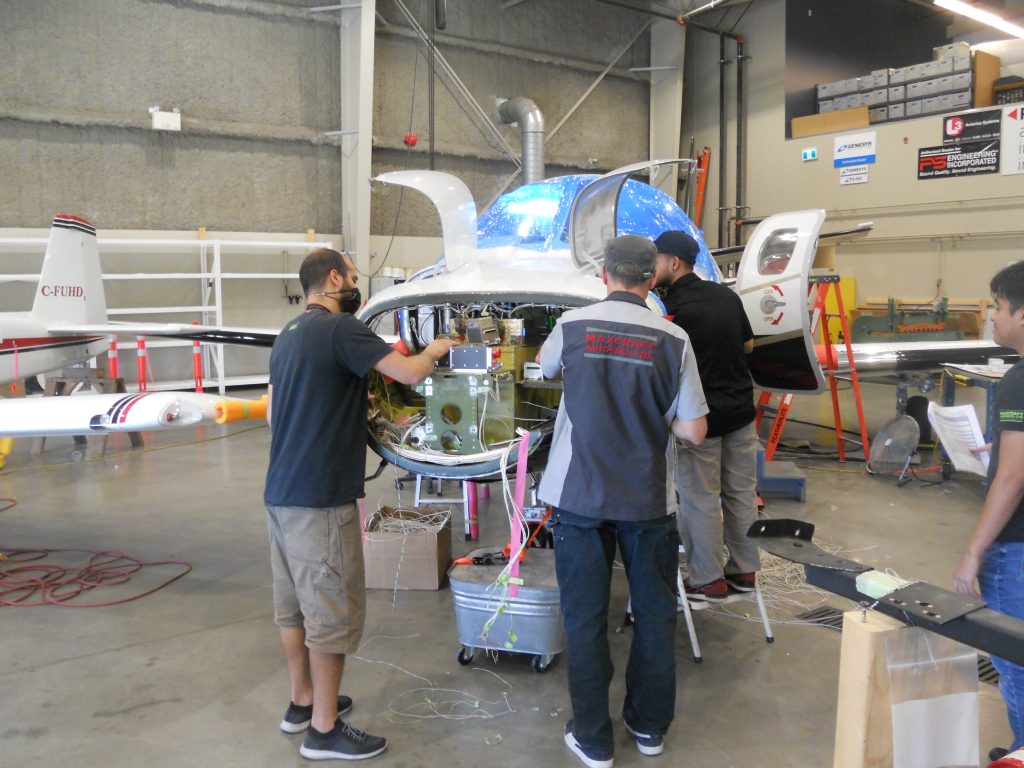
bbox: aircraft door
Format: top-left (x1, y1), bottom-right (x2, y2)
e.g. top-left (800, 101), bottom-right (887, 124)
top-left (735, 210), bottom-right (827, 394)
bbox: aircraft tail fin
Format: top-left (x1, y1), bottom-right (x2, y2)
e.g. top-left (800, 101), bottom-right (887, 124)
top-left (31, 214), bottom-right (107, 325)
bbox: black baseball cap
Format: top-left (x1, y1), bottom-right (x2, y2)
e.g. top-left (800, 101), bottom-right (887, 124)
top-left (654, 230), bottom-right (700, 265)
top-left (603, 235), bottom-right (656, 279)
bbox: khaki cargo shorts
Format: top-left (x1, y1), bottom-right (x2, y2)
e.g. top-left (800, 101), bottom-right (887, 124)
top-left (265, 502), bottom-right (366, 655)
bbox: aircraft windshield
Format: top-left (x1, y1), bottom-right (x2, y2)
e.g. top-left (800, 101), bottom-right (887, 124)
top-left (477, 177), bottom-right (585, 252)
top-left (476, 173), bottom-right (720, 282)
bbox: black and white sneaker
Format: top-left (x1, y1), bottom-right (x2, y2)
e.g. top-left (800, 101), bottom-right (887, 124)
top-left (280, 696), bottom-right (354, 734)
top-left (299, 719), bottom-right (387, 761)
top-left (623, 718), bottom-right (664, 756)
top-left (563, 720), bottom-right (614, 768)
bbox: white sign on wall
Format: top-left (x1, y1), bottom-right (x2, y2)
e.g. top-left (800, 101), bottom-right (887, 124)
top-left (1001, 105), bottom-right (1024, 176)
top-left (834, 131), bottom-right (877, 168)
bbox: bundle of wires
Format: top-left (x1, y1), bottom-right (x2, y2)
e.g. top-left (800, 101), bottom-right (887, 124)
top-left (364, 503), bottom-right (451, 538)
top-left (479, 431), bottom-right (532, 646)
top-left (0, 547), bottom-right (192, 607)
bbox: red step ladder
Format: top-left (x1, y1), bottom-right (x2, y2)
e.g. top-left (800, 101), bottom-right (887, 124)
top-left (755, 274), bottom-right (870, 463)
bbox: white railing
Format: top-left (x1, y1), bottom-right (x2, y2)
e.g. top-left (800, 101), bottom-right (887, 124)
top-left (0, 234), bottom-right (334, 394)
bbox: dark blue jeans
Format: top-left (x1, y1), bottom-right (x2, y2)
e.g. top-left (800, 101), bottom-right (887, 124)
top-left (552, 507), bottom-right (679, 755)
top-left (978, 540), bottom-right (1024, 751)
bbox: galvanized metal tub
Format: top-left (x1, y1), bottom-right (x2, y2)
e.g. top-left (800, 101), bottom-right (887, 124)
top-left (449, 547), bottom-right (564, 671)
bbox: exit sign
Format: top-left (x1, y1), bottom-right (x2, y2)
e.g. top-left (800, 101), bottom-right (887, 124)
top-left (802, 147), bottom-right (818, 162)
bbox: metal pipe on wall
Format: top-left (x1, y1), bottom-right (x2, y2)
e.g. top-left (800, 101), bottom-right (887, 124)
top-left (497, 97), bottom-right (546, 184)
top-left (718, 34), bottom-right (727, 248)
top-left (734, 38), bottom-right (746, 249)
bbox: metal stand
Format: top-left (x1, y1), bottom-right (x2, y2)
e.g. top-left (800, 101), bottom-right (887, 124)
top-left (30, 372), bottom-right (143, 460)
top-left (414, 476), bottom-right (479, 541)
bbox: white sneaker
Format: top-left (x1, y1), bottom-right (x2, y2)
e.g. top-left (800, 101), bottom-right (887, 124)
top-left (564, 721), bottom-right (614, 768)
top-left (623, 718), bottom-right (665, 756)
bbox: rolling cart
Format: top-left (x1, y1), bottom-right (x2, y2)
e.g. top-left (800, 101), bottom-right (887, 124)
top-left (449, 546), bottom-right (563, 672)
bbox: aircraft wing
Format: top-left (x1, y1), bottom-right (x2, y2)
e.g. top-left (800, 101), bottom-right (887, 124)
top-left (48, 323), bottom-right (278, 347)
top-left (0, 392), bottom-right (267, 438)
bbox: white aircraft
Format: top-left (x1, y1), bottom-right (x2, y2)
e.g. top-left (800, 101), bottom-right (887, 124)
top-left (0, 214), bottom-right (270, 449)
top-left (0, 162), bottom-right (1012, 478)
top-left (356, 159), bottom-right (1013, 478)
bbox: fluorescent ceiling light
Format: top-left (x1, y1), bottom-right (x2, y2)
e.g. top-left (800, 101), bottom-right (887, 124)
top-left (934, 0), bottom-right (1024, 39)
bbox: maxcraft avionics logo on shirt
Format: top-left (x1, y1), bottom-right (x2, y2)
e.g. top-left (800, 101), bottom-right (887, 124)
top-left (1000, 409), bottom-right (1024, 424)
top-left (584, 327), bottom-right (656, 365)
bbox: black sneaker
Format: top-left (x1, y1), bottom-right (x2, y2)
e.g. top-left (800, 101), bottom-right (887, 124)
top-left (563, 720), bottom-right (614, 768)
top-left (988, 746), bottom-right (1010, 762)
top-left (622, 718), bottom-right (664, 756)
top-left (280, 696), bottom-right (354, 734)
top-left (299, 719), bottom-right (387, 761)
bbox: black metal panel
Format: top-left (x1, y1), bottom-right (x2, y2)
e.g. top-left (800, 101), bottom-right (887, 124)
top-left (804, 565), bottom-right (1024, 666)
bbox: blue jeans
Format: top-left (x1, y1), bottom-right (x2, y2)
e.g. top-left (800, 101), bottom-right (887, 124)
top-left (978, 540), bottom-right (1024, 751)
top-left (552, 507), bottom-right (678, 756)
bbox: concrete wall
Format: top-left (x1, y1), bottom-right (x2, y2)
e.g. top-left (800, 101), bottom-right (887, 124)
top-left (1, 0), bottom-right (652, 243)
top-left (369, 0), bottom-right (651, 238)
top-left (682, 0), bottom-right (1024, 304)
top-left (0, 0), bottom-right (343, 233)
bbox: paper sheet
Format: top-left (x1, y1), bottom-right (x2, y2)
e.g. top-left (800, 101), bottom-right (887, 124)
top-left (926, 402), bottom-right (989, 477)
top-left (892, 692), bottom-right (979, 768)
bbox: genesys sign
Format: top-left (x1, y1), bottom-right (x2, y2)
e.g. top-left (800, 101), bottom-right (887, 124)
top-left (833, 131), bottom-right (876, 167)
top-left (918, 141), bottom-right (1000, 180)
top-left (942, 108), bottom-right (1002, 145)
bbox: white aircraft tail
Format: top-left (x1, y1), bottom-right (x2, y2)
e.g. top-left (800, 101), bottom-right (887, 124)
top-left (31, 214), bottom-right (107, 325)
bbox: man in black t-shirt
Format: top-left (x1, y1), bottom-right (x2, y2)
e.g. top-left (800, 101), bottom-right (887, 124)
top-left (954, 261), bottom-right (1024, 759)
top-left (654, 230), bottom-right (760, 605)
top-left (264, 248), bottom-right (453, 761)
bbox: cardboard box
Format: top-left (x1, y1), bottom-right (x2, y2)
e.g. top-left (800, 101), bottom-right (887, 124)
top-left (933, 75), bottom-right (954, 94)
top-left (951, 90), bottom-right (972, 108)
top-left (906, 99), bottom-right (922, 116)
top-left (906, 63), bottom-right (926, 82)
top-left (953, 72), bottom-right (971, 90)
top-left (934, 42), bottom-right (970, 61)
top-left (890, 67), bottom-right (907, 84)
top-left (865, 89), bottom-right (887, 106)
top-left (872, 68), bottom-right (893, 86)
top-left (791, 106), bottom-right (870, 138)
top-left (818, 99), bottom-right (834, 113)
top-left (954, 54), bottom-right (971, 72)
top-left (889, 85), bottom-right (906, 102)
top-left (921, 96), bottom-right (940, 114)
top-left (888, 103), bottom-right (905, 120)
top-left (869, 107), bottom-right (887, 124)
top-left (363, 506), bottom-right (453, 590)
top-left (907, 81), bottom-right (926, 99)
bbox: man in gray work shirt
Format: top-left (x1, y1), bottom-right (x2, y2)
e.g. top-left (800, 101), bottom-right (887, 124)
top-left (538, 235), bottom-right (708, 768)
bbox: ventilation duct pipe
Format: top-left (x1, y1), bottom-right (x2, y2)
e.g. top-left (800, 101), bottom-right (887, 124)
top-left (497, 97), bottom-right (545, 184)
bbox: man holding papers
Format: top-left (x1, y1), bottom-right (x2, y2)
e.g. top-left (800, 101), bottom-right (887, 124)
top-left (953, 262), bottom-right (1024, 760)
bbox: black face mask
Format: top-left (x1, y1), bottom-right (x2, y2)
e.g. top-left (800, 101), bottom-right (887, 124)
top-left (341, 287), bottom-right (361, 315)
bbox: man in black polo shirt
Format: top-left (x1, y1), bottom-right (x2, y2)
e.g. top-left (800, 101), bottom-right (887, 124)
top-left (264, 248), bottom-right (453, 761)
top-left (654, 230), bottom-right (760, 605)
top-left (953, 261), bottom-right (1024, 761)
top-left (539, 235), bottom-right (708, 768)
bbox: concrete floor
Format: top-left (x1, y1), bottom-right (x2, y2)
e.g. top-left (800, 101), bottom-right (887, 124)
top-left (0, 381), bottom-right (1014, 767)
